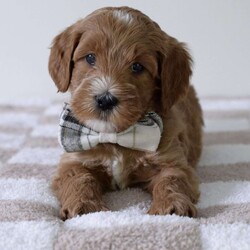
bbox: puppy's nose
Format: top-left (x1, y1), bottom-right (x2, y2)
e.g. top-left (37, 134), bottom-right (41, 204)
top-left (95, 92), bottom-right (118, 111)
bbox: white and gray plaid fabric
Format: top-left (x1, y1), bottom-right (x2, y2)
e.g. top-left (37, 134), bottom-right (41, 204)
top-left (58, 103), bottom-right (163, 152)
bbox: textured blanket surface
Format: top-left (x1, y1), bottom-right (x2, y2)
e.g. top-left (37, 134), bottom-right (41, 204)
top-left (0, 97), bottom-right (250, 250)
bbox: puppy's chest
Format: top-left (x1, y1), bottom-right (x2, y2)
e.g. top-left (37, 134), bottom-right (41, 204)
top-left (106, 157), bottom-right (127, 190)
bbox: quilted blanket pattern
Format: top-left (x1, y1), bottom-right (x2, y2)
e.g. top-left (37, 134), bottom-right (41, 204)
top-left (0, 97), bottom-right (250, 250)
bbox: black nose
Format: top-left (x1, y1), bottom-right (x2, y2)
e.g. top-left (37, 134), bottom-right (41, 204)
top-left (95, 92), bottom-right (118, 111)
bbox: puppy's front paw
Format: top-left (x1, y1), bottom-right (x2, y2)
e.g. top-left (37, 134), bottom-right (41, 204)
top-left (148, 193), bottom-right (197, 217)
top-left (60, 200), bottom-right (109, 220)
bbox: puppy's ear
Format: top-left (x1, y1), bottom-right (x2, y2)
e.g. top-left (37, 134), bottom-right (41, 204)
top-left (159, 39), bottom-right (192, 112)
top-left (48, 25), bottom-right (82, 92)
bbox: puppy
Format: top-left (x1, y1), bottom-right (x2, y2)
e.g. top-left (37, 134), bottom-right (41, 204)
top-left (49, 6), bottom-right (203, 220)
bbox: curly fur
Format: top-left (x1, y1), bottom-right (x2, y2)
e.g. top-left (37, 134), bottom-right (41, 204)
top-left (49, 6), bottom-right (203, 220)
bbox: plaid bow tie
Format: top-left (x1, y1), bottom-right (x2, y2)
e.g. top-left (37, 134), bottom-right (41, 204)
top-left (58, 103), bottom-right (163, 152)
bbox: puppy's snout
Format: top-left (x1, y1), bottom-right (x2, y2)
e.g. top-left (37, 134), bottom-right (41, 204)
top-left (95, 92), bottom-right (118, 111)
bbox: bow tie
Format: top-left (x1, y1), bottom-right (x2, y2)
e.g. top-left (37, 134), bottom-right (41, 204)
top-left (58, 103), bottom-right (163, 152)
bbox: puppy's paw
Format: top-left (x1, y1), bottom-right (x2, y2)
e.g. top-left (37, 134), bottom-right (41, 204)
top-left (148, 193), bottom-right (197, 218)
top-left (60, 200), bottom-right (109, 220)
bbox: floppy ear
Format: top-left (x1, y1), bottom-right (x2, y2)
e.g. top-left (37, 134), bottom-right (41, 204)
top-left (160, 39), bottom-right (192, 112)
top-left (48, 25), bottom-right (82, 92)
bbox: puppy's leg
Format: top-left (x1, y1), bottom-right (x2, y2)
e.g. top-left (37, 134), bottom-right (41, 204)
top-left (52, 160), bottom-right (109, 220)
top-left (147, 164), bottom-right (200, 217)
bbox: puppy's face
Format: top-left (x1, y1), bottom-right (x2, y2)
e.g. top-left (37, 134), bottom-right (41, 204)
top-left (69, 10), bottom-right (159, 133)
top-left (49, 7), bottom-right (192, 133)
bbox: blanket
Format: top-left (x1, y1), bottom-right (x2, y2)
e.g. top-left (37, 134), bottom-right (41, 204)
top-left (0, 97), bottom-right (250, 250)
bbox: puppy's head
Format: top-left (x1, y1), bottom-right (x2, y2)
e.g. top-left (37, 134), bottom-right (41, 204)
top-left (49, 7), bottom-right (192, 133)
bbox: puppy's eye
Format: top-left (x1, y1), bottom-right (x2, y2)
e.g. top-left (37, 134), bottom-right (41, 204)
top-left (131, 63), bottom-right (144, 73)
top-left (85, 54), bottom-right (96, 66)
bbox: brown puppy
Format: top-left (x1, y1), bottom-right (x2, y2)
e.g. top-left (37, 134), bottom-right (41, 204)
top-left (49, 6), bottom-right (203, 220)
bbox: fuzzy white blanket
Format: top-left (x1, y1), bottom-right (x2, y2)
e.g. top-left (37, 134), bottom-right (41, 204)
top-left (0, 97), bottom-right (250, 250)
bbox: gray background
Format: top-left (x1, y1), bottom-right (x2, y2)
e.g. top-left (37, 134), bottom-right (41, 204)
top-left (0, 0), bottom-right (249, 99)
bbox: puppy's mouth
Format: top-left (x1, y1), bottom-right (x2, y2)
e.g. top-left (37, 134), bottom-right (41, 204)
top-left (85, 94), bottom-right (142, 133)
top-left (84, 119), bottom-right (117, 133)
top-left (86, 93), bottom-right (136, 133)
top-left (71, 79), bottom-right (143, 133)
top-left (78, 92), bottom-right (118, 133)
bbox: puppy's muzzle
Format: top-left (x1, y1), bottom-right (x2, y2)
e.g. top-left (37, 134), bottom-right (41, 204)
top-left (95, 92), bottom-right (118, 111)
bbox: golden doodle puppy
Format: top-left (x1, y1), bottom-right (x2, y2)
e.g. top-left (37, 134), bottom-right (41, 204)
top-left (49, 6), bottom-right (203, 220)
